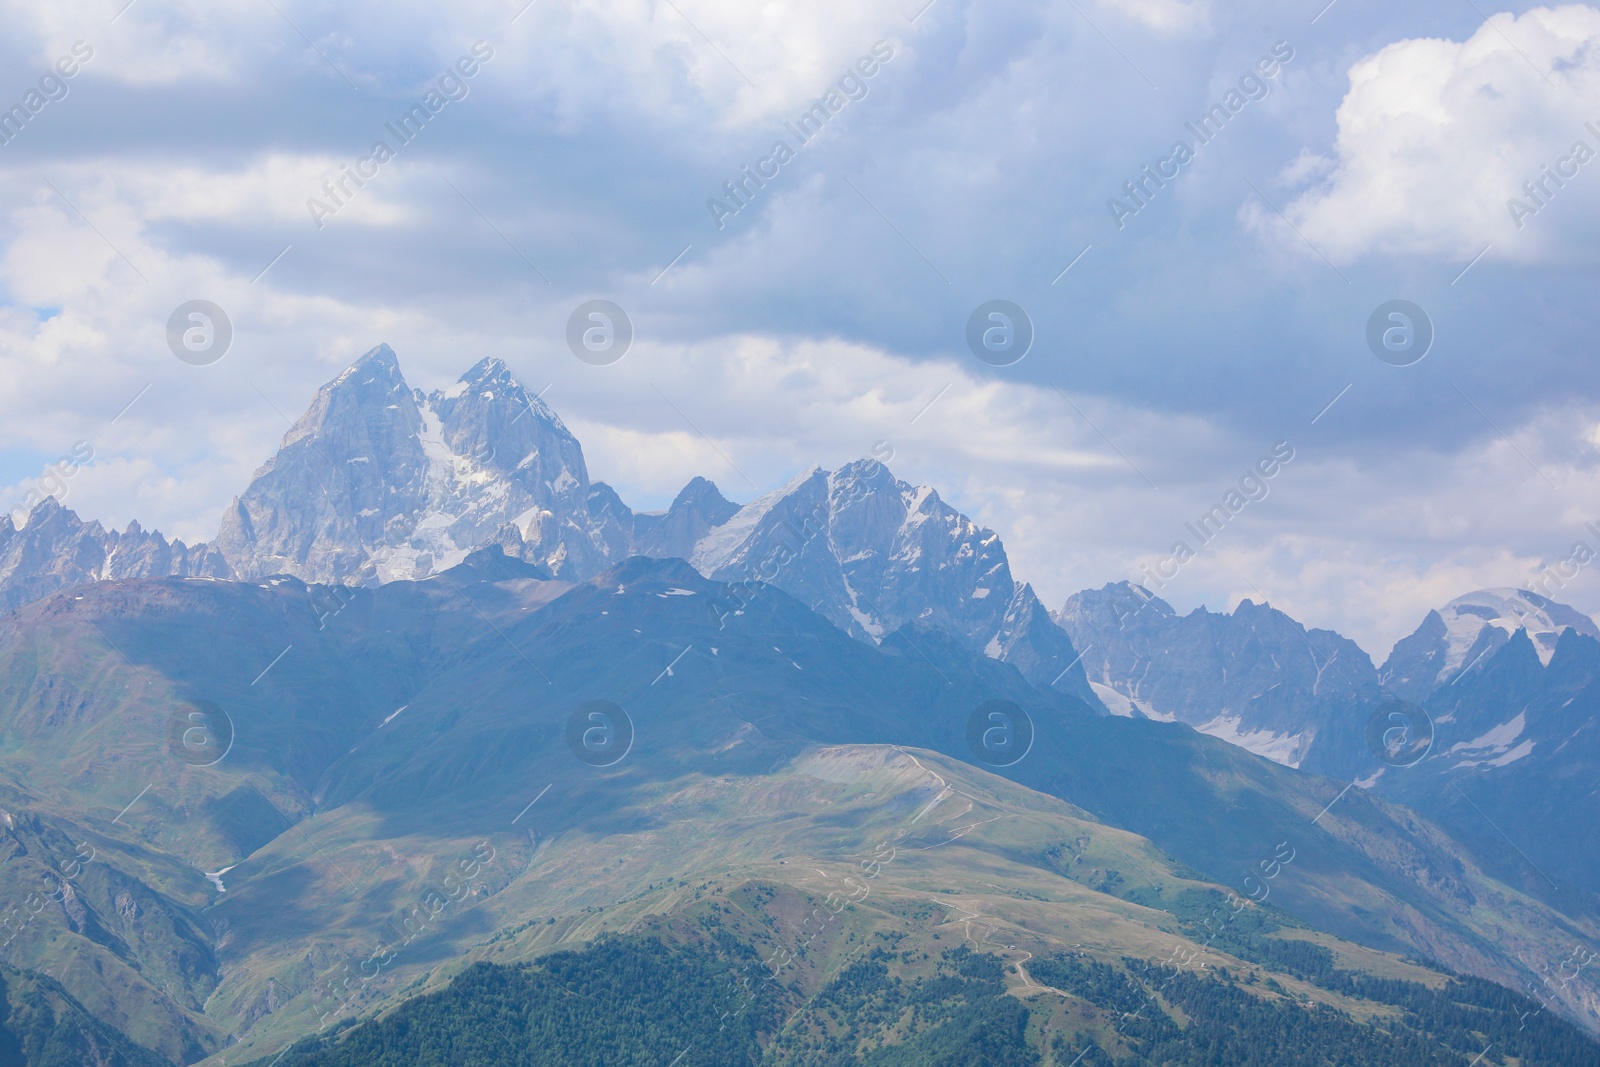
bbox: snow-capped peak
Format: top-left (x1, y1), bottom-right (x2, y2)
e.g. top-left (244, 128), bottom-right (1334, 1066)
top-left (1380, 587), bottom-right (1600, 701)
top-left (216, 346), bottom-right (608, 583)
top-left (1437, 588), bottom-right (1599, 669)
top-left (673, 457), bottom-right (1100, 705)
top-left (327, 342), bottom-right (404, 390)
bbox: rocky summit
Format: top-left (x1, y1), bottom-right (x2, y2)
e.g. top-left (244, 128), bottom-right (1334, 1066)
top-left (12, 345), bottom-right (1600, 778)
top-left (214, 345), bottom-right (605, 583)
top-left (2, 346), bottom-right (1101, 702)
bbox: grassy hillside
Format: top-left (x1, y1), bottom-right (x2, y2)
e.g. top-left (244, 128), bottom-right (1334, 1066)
top-left (0, 562), bottom-right (1596, 1063)
top-left (237, 893), bottom-right (1600, 1066)
top-left (0, 964), bottom-right (170, 1067)
top-left (210, 743), bottom-right (1600, 1065)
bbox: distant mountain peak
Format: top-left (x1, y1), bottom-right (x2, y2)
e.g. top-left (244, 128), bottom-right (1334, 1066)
top-left (10, 493), bottom-right (71, 531)
top-left (622, 477), bottom-right (740, 564)
top-left (834, 456), bottom-right (894, 486)
top-left (216, 346), bottom-right (610, 584)
top-left (595, 554), bottom-right (707, 588)
top-left (1058, 581), bottom-right (1177, 629)
top-left (460, 354), bottom-right (513, 384)
top-left (1380, 587), bottom-right (1600, 701)
top-left (1451, 587), bottom-right (1600, 653)
top-left (1056, 581), bottom-right (1380, 767)
top-left (0, 499), bottom-right (229, 611)
top-left (438, 356), bottom-right (566, 438)
top-left (442, 543), bottom-right (554, 583)
top-left (673, 476), bottom-right (734, 511)
top-left (675, 457), bottom-right (1099, 705)
top-left (331, 342), bottom-right (404, 386)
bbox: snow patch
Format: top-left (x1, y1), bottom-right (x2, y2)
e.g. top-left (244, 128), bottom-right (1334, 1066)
top-left (1448, 711), bottom-right (1535, 768)
top-left (1488, 739), bottom-right (1535, 767)
top-left (1447, 711), bottom-right (1526, 755)
top-left (204, 864), bottom-right (237, 893)
top-left (690, 467), bottom-right (821, 573)
top-left (1436, 588), bottom-right (1600, 676)
top-left (1092, 682), bottom-right (1139, 718)
top-left (1195, 714), bottom-right (1307, 768)
top-left (1090, 682), bottom-right (1176, 722)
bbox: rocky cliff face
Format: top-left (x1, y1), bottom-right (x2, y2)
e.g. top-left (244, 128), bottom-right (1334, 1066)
top-left (214, 346), bottom-right (611, 582)
top-left (634, 477), bottom-right (741, 561)
top-left (1378, 587), bottom-right (1600, 703)
top-left (1056, 581), bottom-right (1600, 789)
top-left (0, 498), bottom-right (229, 613)
top-left (1056, 581), bottom-right (1383, 767)
top-left (1056, 585), bottom-right (1600, 767)
top-left (680, 460), bottom-right (1099, 705)
top-left (1, 344), bottom-right (1100, 707)
top-left (1371, 624), bottom-right (1600, 912)
top-left (690, 463), bottom-right (1010, 643)
top-left (579, 475), bottom-right (742, 567)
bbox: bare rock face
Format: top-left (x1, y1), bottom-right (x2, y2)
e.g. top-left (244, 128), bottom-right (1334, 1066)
top-left (579, 475), bottom-right (741, 569)
top-left (1378, 587), bottom-right (1600, 702)
top-left (632, 477), bottom-right (740, 562)
top-left (214, 345), bottom-right (613, 583)
top-left (678, 459), bottom-right (1101, 706)
top-left (215, 344), bottom-right (428, 583)
top-left (4, 343), bottom-right (1098, 708)
top-left (1056, 581), bottom-right (1383, 767)
top-left (0, 498), bottom-right (230, 613)
top-left (990, 581), bottom-right (1100, 704)
top-left (689, 462), bottom-right (1010, 645)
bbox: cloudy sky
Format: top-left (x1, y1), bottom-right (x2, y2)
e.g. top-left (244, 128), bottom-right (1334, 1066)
top-left (2, 0), bottom-right (1599, 659)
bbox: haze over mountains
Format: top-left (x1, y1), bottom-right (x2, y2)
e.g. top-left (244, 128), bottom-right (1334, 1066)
top-left (1055, 579), bottom-right (1600, 922)
top-left (4, 537), bottom-right (1599, 1063)
top-left (1, 346), bottom-right (1103, 706)
top-left (8, 345), bottom-right (1600, 823)
top-left (1, 346), bottom-right (1598, 1064)
top-left (8, 345), bottom-right (1597, 724)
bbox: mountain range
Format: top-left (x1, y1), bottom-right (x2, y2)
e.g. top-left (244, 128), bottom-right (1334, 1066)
top-left (10, 344), bottom-right (1600, 905)
top-left (11, 345), bottom-right (1589, 771)
top-left (4, 550), bottom-right (1599, 1064)
top-left (2, 345), bottom-right (1101, 706)
top-left (1, 345), bottom-right (1598, 1065)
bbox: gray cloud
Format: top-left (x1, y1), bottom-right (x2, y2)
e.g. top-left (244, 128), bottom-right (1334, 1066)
top-left (1, 0), bottom-right (1597, 656)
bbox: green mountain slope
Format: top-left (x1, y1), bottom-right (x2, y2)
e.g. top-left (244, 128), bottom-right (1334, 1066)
top-left (237, 883), bottom-right (1600, 1066)
top-left (0, 964), bottom-right (170, 1067)
top-left (0, 557), bottom-right (1595, 1062)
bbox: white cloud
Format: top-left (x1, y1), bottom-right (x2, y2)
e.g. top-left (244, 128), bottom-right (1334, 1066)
top-left (1, 0), bottom-right (1599, 668)
top-left (1267, 5), bottom-right (1600, 264)
top-left (0, 0), bottom-right (914, 128)
top-left (5, 175), bottom-right (1600, 659)
top-left (571, 334), bottom-right (1142, 511)
top-left (0, 156), bottom-right (403, 243)
top-left (0, 0), bottom-right (268, 86)
top-left (1094, 0), bottom-right (1210, 34)
top-left (622, 0), bottom-right (912, 127)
